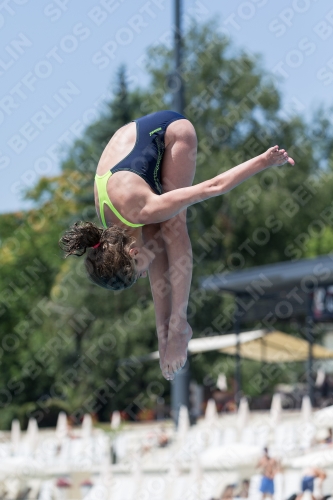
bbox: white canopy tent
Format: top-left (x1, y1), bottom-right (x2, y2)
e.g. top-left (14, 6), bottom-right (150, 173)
top-left (145, 329), bottom-right (333, 363)
top-left (146, 330), bottom-right (264, 361)
top-left (135, 324), bottom-right (333, 422)
top-left (200, 255), bottom-right (333, 402)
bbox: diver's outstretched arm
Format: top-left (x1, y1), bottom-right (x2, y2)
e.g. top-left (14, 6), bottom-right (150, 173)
top-left (141, 146), bottom-right (295, 224)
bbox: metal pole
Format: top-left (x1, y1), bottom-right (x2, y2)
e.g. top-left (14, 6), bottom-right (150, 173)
top-left (171, 360), bottom-right (190, 428)
top-left (306, 292), bottom-right (314, 404)
top-left (260, 336), bottom-right (266, 375)
top-left (173, 0), bottom-right (185, 114)
top-left (234, 295), bottom-right (242, 405)
top-left (171, 0), bottom-right (190, 428)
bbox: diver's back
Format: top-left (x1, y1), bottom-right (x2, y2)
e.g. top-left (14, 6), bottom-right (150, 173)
top-left (96, 122), bottom-right (137, 176)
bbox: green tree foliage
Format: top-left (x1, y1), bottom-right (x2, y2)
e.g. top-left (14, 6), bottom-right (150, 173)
top-left (1, 21), bottom-right (333, 428)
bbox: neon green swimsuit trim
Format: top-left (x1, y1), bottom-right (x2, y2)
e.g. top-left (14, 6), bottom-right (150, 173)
top-left (95, 171), bottom-right (144, 229)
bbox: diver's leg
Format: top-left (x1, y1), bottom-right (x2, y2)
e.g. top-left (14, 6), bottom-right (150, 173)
top-left (159, 119), bottom-right (197, 380)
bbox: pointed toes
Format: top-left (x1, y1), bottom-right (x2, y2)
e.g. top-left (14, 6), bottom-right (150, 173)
top-left (161, 353), bottom-right (189, 380)
top-left (172, 361), bottom-right (179, 373)
top-left (162, 363), bottom-right (174, 381)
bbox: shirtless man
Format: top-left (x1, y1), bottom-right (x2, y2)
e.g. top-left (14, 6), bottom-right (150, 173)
top-left (299, 467), bottom-right (326, 500)
top-left (257, 448), bottom-right (278, 499)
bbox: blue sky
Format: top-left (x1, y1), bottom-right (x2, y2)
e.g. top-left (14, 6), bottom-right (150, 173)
top-left (1, 0), bottom-right (333, 213)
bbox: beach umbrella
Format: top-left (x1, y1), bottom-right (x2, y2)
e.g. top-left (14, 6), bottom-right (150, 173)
top-left (113, 434), bottom-right (128, 463)
top-left (301, 396), bottom-right (312, 423)
top-left (26, 418), bottom-right (39, 453)
top-left (216, 373), bottom-right (227, 391)
top-left (177, 405), bottom-right (190, 439)
top-left (11, 419), bottom-right (21, 455)
top-left (270, 393), bottom-right (282, 426)
top-left (205, 399), bottom-right (218, 424)
top-left (56, 412), bottom-right (68, 443)
top-left (315, 369), bottom-right (326, 387)
top-left (237, 397), bottom-right (250, 430)
top-left (82, 414), bottom-right (93, 439)
top-left (111, 411), bottom-right (121, 430)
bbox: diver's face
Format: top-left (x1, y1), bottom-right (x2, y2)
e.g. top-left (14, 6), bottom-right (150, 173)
top-left (129, 246), bottom-right (155, 278)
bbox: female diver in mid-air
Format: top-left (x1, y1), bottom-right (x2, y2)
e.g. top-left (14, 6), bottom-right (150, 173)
top-left (60, 110), bottom-right (295, 381)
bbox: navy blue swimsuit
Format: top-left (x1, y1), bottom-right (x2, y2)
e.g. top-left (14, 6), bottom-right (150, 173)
top-left (110, 110), bottom-right (185, 194)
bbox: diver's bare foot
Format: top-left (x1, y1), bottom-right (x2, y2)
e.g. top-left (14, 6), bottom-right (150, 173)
top-left (262, 145), bottom-right (295, 168)
top-left (158, 333), bottom-right (168, 370)
top-left (162, 323), bottom-right (193, 381)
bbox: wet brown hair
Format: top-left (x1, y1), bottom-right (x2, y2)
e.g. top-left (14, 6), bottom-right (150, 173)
top-left (59, 221), bottom-right (137, 290)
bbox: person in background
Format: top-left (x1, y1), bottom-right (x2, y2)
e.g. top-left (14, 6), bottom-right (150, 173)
top-left (220, 485), bottom-right (235, 500)
top-left (157, 426), bottom-right (169, 447)
top-left (287, 467), bottom-right (327, 500)
top-left (299, 467), bottom-right (326, 500)
top-left (236, 479), bottom-right (250, 498)
top-left (257, 448), bottom-right (278, 499)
